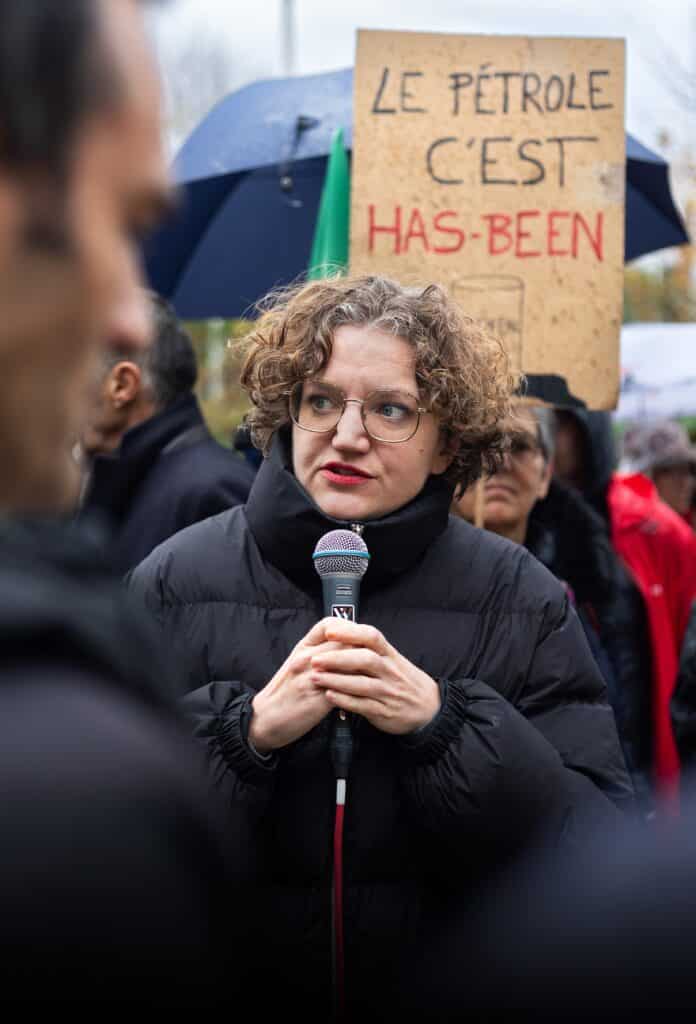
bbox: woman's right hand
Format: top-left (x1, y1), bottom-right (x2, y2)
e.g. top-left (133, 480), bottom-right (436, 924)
top-left (248, 618), bottom-right (343, 753)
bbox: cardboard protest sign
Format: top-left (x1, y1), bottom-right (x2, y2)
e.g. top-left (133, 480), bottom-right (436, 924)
top-left (350, 30), bottom-right (626, 409)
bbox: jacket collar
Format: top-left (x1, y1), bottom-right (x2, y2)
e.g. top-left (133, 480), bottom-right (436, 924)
top-left (245, 429), bottom-right (454, 592)
top-left (83, 394), bottom-right (207, 523)
top-left (525, 514), bottom-right (556, 569)
top-left (118, 392), bottom-right (206, 461)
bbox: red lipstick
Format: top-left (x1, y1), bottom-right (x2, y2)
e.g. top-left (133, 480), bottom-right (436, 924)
top-left (321, 462), bottom-right (373, 486)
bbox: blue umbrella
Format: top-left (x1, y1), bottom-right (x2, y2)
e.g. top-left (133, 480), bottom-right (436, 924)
top-left (145, 67), bottom-right (689, 320)
top-left (625, 133), bottom-right (689, 265)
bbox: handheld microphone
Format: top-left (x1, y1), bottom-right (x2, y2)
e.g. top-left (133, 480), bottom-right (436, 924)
top-left (312, 528), bottom-right (370, 623)
top-left (313, 529), bottom-right (370, 780)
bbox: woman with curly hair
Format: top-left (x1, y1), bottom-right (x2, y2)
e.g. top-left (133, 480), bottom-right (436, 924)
top-left (130, 275), bottom-right (632, 1021)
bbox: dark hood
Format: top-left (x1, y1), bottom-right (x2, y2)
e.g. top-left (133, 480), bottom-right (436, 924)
top-left (0, 516), bottom-right (171, 710)
top-left (562, 409), bottom-right (617, 500)
top-left (526, 477), bottom-right (616, 604)
top-left (244, 428), bottom-right (455, 592)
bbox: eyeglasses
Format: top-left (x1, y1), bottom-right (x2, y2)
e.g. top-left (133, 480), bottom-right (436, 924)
top-left (289, 381), bottom-right (427, 443)
top-left (507, 431), bottom-right (544, 459)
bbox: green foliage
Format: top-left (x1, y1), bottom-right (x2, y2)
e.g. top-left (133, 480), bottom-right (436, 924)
top-left (623, 261), bottom-right (695, 324)
top-left (186, 318), bottom-right (252, 446)
top-left (682, 417), bottom-right (696, 443)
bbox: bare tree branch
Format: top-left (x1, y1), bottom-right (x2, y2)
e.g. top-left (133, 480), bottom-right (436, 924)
top-left (147, 19), bottom-right (272, 155)
top-left (638, 8), bottom-right (696, 112)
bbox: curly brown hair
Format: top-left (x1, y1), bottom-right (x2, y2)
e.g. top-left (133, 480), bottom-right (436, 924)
top-left (237, 274), bottom-right (521, 488)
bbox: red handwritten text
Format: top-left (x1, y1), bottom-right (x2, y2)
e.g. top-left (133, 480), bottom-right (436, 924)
top-left (367, 204), bottom-right (604, 261)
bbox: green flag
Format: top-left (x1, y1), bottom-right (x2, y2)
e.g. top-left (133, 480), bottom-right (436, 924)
top-left (308, 127), bottom-right (350, 279)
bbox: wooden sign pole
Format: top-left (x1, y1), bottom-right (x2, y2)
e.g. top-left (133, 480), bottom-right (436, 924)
top-left (474, 477), bottom-right (486, 529)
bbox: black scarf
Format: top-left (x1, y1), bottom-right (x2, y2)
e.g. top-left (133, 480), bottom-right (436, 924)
top-left (244, 428), bottom-right (455, 593)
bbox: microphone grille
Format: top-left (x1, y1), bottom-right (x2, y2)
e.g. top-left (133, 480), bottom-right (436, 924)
top-left (313, 529), bottom-right (370, 579)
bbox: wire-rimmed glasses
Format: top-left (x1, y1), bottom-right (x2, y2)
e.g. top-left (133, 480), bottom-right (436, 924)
top-left (289, 381), bottom-right (427, 443)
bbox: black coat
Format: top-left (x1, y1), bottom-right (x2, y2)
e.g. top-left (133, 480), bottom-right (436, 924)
top-left (671, 601), bottom-right (696, 771)
top-left (82, 393), bottom-right (255, 572)
top-left (0, 517), bottom-right (239, 1009)
top-left (130, 431), bottom-right (633, 1019)
top-left (527, 478), bottom-right (654, 808)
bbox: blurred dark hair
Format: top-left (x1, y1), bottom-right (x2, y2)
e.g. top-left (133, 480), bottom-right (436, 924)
top-left (0, 1), bottom-right (154, 182)
top-left (104, 293), bottom-right (198, 409)
top-left (146, 293), bottom-right (198, 408)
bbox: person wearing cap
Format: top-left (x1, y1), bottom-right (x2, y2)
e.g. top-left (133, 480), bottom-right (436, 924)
top-left (620, 419), bottom-right (696, 521)
top-left (130, 275), bottom-right (632, 1021)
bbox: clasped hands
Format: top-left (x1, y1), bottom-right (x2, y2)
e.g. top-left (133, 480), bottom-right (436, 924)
top-left (248, 618), bottom-right (441, 754)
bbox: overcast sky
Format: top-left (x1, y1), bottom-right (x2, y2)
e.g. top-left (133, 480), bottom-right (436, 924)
top-left (148, 0), bottom-right (696, 155)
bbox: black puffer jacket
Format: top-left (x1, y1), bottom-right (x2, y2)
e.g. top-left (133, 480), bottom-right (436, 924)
top-left (130, 432), bottom-right (633, 1019)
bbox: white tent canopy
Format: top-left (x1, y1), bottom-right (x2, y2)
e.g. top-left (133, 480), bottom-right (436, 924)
top-left (615, 323), bottom-right (696, 422)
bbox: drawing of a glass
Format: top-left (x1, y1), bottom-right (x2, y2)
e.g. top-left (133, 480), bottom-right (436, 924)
top-left (451, 275), bottom-right (525, 374)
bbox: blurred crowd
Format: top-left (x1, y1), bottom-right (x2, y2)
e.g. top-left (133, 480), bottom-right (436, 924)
top-left (452, 405), bottom-right (696, 815)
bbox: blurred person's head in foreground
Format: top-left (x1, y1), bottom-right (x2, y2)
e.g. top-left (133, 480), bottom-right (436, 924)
top-left (0, 0), bottom-right (172, 514)
top-left (239, 274), bottom-right (517, 522)
top-left (620, 419), bottom-right (696, 518)
top-left (81, 292), bottom-right (197, 458)
top-left (452, 403), bottom-right (555, 545)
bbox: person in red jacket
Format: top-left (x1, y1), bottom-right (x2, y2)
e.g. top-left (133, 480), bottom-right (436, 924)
top-left (607, 471), bottom-right (696, 809)
top-left (555, 410), bottom-right (696, 811)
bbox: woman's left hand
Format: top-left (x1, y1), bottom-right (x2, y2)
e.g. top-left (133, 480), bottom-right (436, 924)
top-left (310, 619), bottom-right (441, 735)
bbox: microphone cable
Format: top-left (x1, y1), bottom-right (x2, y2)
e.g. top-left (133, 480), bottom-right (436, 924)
top-left (331, 709), bottom-right (353, 1023)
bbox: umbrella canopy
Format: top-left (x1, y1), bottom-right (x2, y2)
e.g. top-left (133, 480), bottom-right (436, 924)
top-left (625, 134), bottom-right (689, 265)
top-left (145, 67), bottom-right (689, 320)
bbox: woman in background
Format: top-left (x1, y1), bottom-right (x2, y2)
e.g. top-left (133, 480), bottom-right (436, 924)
top-left (453, 403), bottom-right (652, 811)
